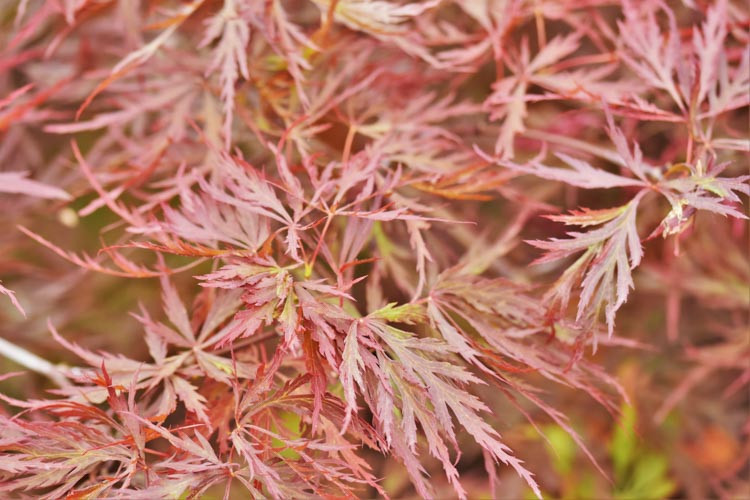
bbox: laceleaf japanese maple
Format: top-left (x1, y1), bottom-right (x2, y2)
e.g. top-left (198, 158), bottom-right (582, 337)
top-left (0, 0), bottom-right (747, 499)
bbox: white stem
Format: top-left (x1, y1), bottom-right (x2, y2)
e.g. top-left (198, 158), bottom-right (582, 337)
top-left (0, 336), bottom-right (69, 387)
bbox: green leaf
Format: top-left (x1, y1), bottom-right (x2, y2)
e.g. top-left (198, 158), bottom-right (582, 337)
top-left (370, 302), bottom-right (426, 324)
top-left (544, 424), bottom-right (577, 475)
top-left (611, 404), bottom-right (637, 482)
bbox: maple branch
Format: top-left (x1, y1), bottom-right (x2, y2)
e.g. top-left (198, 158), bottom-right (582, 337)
top-left (0, 336), bottom-right (69, 387)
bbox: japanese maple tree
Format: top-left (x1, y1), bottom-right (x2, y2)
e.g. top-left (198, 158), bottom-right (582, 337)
top-left (0, 1), bottom-right (747, 499)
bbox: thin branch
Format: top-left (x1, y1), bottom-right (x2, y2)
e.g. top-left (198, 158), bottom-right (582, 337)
top-left (0, 336), bottom-right (69, 387)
